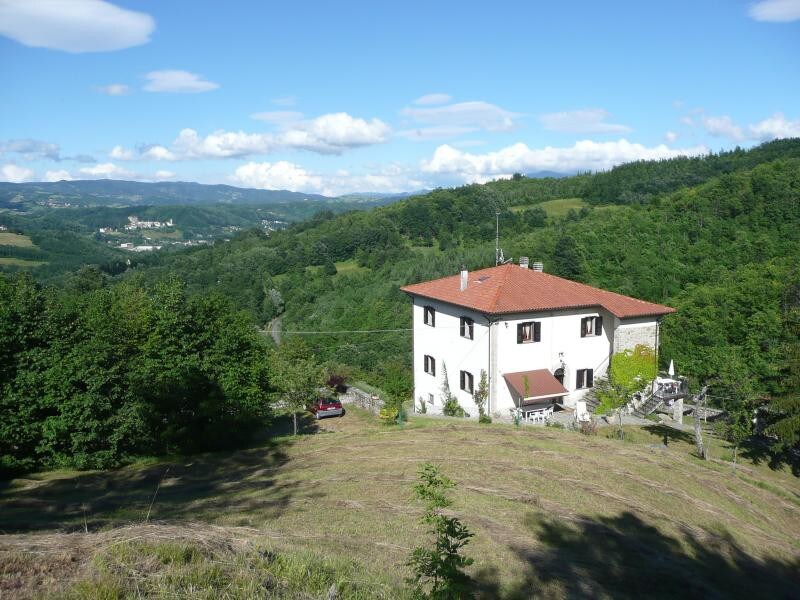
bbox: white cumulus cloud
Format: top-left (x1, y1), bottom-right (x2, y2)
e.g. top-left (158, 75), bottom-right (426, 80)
top-left (664, 131), bottom-right (678, 143)
top-left (540, 108), bottom-right (632, 134)
top-left (141, 145), bottom-right (177, 161)
top-left (748, 0), bottom-right (800, 22)
top-left (143, 70), bottom-right (219, 93)
top-left (233, 161), bottom-right (324, 193)
top-left (413, 93), bottom-right (453, 106)
top-left (702, 115), bottom-right (745, 141)
top-left (79, 162), bottom-right (134, 178)
top-left (139, 112), bottom-right (390, 160)
top-left (747, 113), bottom-right (800, 140)
top-left (1, 163), bottom-right (35, 182)
top-left (154, 170), bottom-right (176, 180)
top-left (699, 112), bottom-right (800, 142)
top-left (44, 169), bottom-right (73, 182)
top-left (110, 145), bottom-right (134, 160)
top-left (0, 0), bottom-right (154, 53)
top-left (421, 139), bottom-right (708, 183)
top-left (232, 161), bottom-right (424, 196)
top-left (400, 100), bottom-right (521, 138)
top-left (96, 83), bottom-right (131, 96)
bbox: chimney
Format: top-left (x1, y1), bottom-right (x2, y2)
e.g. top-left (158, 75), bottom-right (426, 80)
top-left (532, 261), bottom-right (544, 272)
top-left (519, 256), bottom-right (529, 269)
top-left (460, 265), bottom-right (468, 291)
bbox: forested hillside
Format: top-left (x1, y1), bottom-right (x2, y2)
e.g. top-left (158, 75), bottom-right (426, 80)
top-left (2, 140), bottom-right (799, 474)
top-left (124, 142), bottom-right (800, 399)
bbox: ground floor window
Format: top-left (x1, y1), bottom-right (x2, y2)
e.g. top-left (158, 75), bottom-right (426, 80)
top-left (428, 393), bottom-right (434, 405)
top-left (460, 370), bottom-right (474, 394)
top-left (424, 354), bottom-right (436, 376)
top-left (576, 368), bottom-right (594, 389)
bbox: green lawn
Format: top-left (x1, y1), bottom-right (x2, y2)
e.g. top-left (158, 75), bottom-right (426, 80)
top-left (1, 409), bottom-right (798, 598)
top-left (334, 259), bottom-right (369, 276)
top-left (0, 232), bottom-right (36, 248)
top-left (0, 257), bottom-right (45, 268)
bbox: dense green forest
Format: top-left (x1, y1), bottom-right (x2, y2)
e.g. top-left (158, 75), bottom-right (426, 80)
top-left (2, 139), bottom-right (799, 474)
top-left (0, 271), bottom-right (272, 474)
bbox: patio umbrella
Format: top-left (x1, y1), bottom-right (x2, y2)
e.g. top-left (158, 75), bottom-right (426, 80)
top-left (668, 359), bottom-right (675, 377)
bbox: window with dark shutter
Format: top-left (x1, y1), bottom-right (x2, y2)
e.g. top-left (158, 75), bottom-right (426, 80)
top-left (424, 306), bottom-right (435, 327)
top-left (517, 321), bottom-right (541, 343)
top-left (424, 355), bottom-right (436, 376)
top-left (576, 368), bottom-right (594, 389)
top-left (581, 316), bottom-right (602, 337)
top-left (460, 316), bottom-right (474, 340)
top-left (460, 370), bottom-right (474, 394)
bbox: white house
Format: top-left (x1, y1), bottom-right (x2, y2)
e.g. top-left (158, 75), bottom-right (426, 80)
top-left (400, 260), bottom-right (675, 422)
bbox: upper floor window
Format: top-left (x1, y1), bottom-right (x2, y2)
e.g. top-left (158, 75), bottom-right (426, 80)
top-left (423, 305), bottom-right (436, 327)
top-left (517, 321), bottom-right (541, 343)
top-left (424, 354), bottom-right (436, 376)
top-left (576, 368), bottom-right (594, 389)
top-left (554, 367), bottom-right (565, 385)
top-left (581, 316), bottom-right (603, 338)
top-left (460, 316), bottom-right (474, 340)
top-left (460, 370), bottom-right (474, 394)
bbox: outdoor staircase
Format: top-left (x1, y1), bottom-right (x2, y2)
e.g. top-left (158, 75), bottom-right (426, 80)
top-left (632, 390), bottom-right (663, 418)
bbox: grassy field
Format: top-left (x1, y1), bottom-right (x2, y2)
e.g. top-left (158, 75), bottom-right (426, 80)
top-left (1, 409), bottom-right (798, 599)
top-left (334, 259), bottom-right (369, 277)
top-left (0, 257), bottom-right (45, 268)
top-left (511, 198), bottom-right (587, 218)
top-left (0, 232), bottom-right (36, 248)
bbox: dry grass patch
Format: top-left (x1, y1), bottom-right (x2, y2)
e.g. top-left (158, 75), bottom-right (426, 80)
top-left (1, 408), bottom-right (798, 598)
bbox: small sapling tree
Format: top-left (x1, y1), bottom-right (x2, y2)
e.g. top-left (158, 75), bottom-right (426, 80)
top-left (407, 463), bottom-right (474, 599)
top-left (440, 363), bottom-right (466, 417)
top-left (473, 370), bottom-right (490, 423)
top-left (718, 405), bottom-right (753, 472)
top-left (268, 339), bottom-right (324, 435)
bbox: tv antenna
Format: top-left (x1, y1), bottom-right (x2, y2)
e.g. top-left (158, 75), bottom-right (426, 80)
top-left (495, 209), bottom-right (511, 265)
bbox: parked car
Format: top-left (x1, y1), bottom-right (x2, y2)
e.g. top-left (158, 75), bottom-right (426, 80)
top-left (310, 397), bottom-right (344, 419)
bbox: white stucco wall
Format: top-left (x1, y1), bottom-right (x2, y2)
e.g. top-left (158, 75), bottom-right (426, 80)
top-left (409, 296), bottom-right (660, 419)
top-left (491, 307), bottom-right (614, 415)
top-left (411, 297), bottom-right (489, 416)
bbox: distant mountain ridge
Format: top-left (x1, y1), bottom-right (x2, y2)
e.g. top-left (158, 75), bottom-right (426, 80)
top-left (0, 179), bottom-right (414, 209)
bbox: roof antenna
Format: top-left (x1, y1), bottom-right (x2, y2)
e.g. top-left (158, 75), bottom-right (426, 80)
top-left (495, 210), bottom-right (500, 265)
top-left (495, 209), bottom-right (511, 265)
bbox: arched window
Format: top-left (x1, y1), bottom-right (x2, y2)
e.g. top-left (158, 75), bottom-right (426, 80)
top-left (554, 368), bottom-right (565, 385)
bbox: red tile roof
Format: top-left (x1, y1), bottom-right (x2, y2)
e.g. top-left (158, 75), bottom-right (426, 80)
top-left (503, 369), bottom-right (569, 400)
top-left (400, 263), bottom-right (674, 318)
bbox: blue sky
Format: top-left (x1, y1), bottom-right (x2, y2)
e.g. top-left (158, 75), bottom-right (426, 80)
top-left (1, 0), bottom-right (798, 195)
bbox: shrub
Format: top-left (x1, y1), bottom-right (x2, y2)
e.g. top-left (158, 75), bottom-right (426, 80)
top-left (442, 397), bottom-right (466, 418)
top-left (407, 463), bottom-right (474, 599)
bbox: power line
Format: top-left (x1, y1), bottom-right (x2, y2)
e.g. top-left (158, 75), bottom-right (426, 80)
top-left (280, 327), bottom-right (413, 334)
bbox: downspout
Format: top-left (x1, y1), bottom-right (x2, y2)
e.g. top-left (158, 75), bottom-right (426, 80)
top-left (483, 313), bottom-right (495, 415)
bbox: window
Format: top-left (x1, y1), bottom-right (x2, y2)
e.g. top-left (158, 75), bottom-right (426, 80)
top-left (424, 354), bottom-right (436, 376)
top-left (460, 316), bottom-right (474, 340)
top-left (580, 316), bottom-right (603, 337)
top-left (423, 305), bottom-right (435, 327)
top-left (576, 368), bottom-right (594, 389)
top-left (554, 368), bottom-right (565, 385)
top-left (517, 321), bottom-right (541, 343)
top-left (428, 393), bottom-right (434, 405)
top-left (460, 370), bottom-right (474, 394)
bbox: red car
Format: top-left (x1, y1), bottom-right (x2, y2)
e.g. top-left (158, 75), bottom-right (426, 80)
top-left (310, 397), bottom-right (344, 419)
